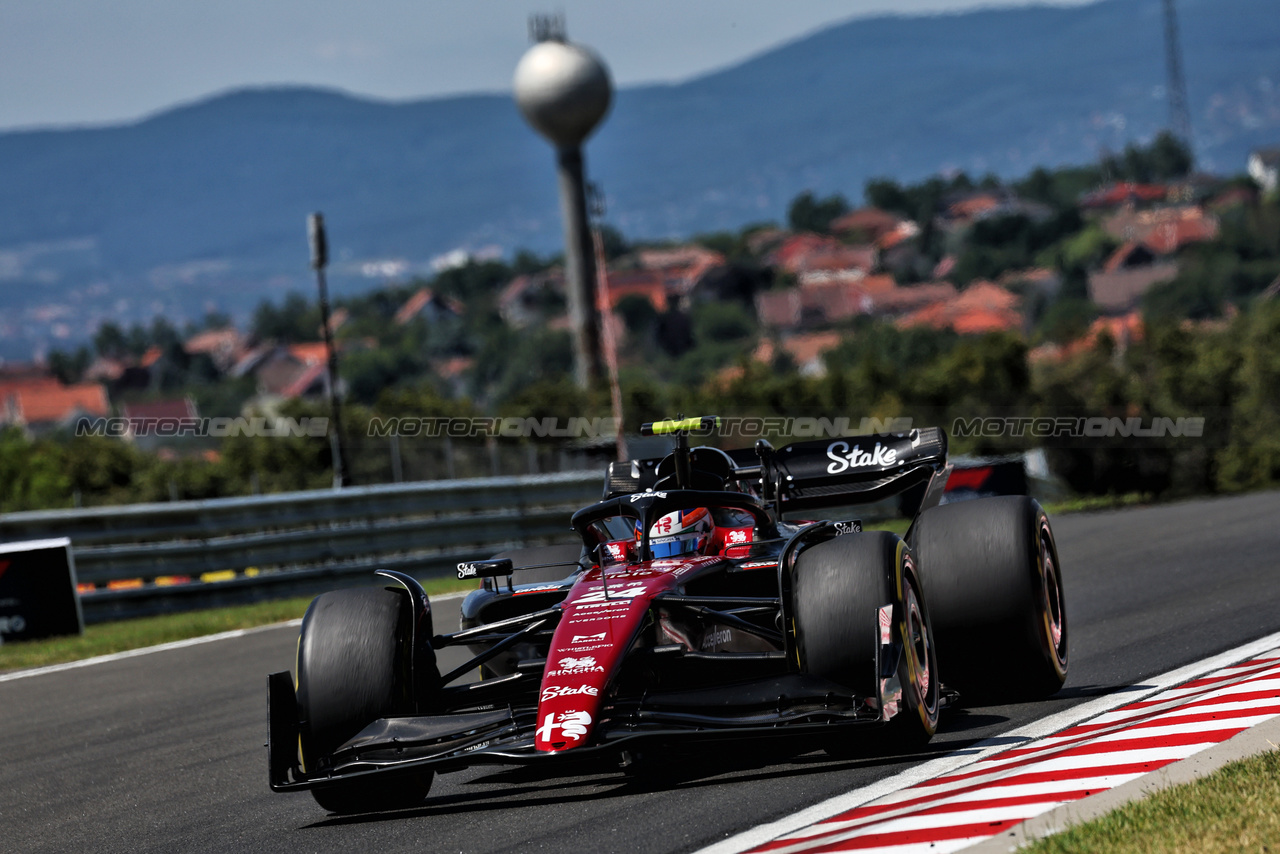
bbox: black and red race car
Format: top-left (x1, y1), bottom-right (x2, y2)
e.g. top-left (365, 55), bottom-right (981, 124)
top-left (267, 417), bottom-right (1068, 813)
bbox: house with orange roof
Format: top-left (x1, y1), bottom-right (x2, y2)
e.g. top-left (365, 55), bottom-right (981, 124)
top-left (897, 281), bottom-right (1023, 334)
top-left (1101, 205), bottom-right (1218, 253)
top-left (286, 341), bottom-right (332, 366)
top-left (183, 327), bottom-right (246, 372)
top-left (0, 379), bottom-right (110, 434)
top-left (829, 208), bottom-right (904, 242)
top-left (1031, 312), bottom-right (1145, 363)
top-left (1088, 243), bottom-right (1179, 312)
top-left (1080, 182), bottom-right (1169, 210)
top-left (605, 270), bottom-right (669, 312)
top-left (498, 270), bottom-right (564, 328)
top-left (753, 331), bottom-right (843, 377)
top-left (394, 288), bottom-right (464, 326)
top-left (770, 234), bottom-right (877, 276)
top-left (866, 282), bottom-right (958, 316)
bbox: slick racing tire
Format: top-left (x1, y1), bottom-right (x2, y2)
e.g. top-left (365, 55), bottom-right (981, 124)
top-left (296, 586), bottom-right (435, 813)
top-left (912, 495), bottom-right (1068, 702)
top-left (793, 532), bottom-right (940, 757)
top-left (489, 543), bottom-right (584, 585)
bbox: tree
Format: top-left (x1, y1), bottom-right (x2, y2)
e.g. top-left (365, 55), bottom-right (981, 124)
top-left (93, 322), bottom-right (128, 358)
top-left (787, 191), bottom-right (849, 233)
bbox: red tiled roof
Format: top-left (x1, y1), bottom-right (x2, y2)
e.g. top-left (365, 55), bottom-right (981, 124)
top-left (1035, 311), bottom-right (1146, 362)
top-left (1141, 217), bottom-right (1219, 255)
top-left (605, 270), bottom-right (669, 311)
top-left (947, 194), bottom-right (1002, 220)
top-left (394, 288), bottom-right (434, 325)
top-left (139, 346), bottom-right (164, 368)
top-left (3, 382), bottom-right (110, 425)
top-left (1081, 182), bottom-right (1168, 209)
top-left (432, 356), bottom-right (474, 380)
top-left (829, 208), bottom-right (903, 239)
top-left (897, 281), bottom-right (1022, 333)
top-left (287, 342), bottom-right (331, 366)
top-left (183, 328), bottom-right (243, 356)
top-left (771, 234), bottom-right (877, 275)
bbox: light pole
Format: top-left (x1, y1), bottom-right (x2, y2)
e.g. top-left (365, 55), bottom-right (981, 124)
top-left (307, 212), bottom-right (350, 488)
top-left (514, 18), bottom-right (612, 389)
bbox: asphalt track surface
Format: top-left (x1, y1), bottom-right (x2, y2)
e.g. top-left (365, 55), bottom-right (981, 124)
top-left (3, 490), bottom-right (1279, 854)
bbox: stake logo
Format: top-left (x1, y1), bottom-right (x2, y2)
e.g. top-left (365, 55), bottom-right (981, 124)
top-left (540, 684), bottom-right (599, 702)
top-left (826, 440), bottom-right (898, 474)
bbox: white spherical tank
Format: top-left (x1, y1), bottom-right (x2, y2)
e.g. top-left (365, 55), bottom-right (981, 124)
top-left (513, 40), bottom-right (612, 148)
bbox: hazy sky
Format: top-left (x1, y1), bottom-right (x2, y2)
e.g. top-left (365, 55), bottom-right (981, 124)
top-left (1, 0), bottom-right (1098, 132)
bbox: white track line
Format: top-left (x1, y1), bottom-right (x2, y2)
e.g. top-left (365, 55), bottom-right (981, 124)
top-left (0, 590), bottom-right (470, 684)
top-left (694, 628), bottom-right (1280, 854)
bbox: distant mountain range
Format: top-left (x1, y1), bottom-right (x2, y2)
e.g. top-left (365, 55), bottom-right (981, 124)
top-left (1, 0), bottom-right (1278, 359)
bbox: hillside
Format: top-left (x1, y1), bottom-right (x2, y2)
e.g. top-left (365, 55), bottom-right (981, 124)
top-left (1, 0), bottom-right (1278, 358)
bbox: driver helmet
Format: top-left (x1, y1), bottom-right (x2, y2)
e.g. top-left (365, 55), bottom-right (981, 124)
top-left (637, 507), bottom-right (712, 558)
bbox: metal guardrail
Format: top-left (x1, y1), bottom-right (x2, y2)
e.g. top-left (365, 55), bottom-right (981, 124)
top-left (0, 471), bottom-right (603, 624)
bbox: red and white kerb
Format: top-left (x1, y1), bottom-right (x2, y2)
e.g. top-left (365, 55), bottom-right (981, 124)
top-left (744, 651), bottom-right (1280, 854)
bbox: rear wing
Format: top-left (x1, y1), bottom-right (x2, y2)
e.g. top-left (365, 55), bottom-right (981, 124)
top-left (602, 427), bottom-right (950, 513)
top-left (735, 427), bottom-right (949, 512)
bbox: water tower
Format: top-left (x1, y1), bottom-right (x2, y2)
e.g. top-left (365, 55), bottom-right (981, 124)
top-left (514, 16), bottom-right (612, 388)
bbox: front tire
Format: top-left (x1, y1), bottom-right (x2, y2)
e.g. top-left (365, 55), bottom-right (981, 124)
top-left (792, 532), bottom-right (939, 755)
top-left (912, 495), bottom-right (1068, 701)
top-left (296, 586), bottom-right (435, 813)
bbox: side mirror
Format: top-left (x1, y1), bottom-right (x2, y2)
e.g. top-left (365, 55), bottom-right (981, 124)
top-left (456, 558), bottom-right (514, 580)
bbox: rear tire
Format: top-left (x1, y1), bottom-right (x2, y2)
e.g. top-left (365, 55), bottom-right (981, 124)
top-left (912, 496), bottom-right (1068, 702)
top-left (793, 532), bottom-right (939, 756)
top-left (296, 586), bottom-right (435, 813)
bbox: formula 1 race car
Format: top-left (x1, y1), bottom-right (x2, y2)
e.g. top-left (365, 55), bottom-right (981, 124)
top-left (267, 417), bottom-right (1068, 813)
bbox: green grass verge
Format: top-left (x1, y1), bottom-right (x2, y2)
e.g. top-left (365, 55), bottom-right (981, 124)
top-left (1021, 748), bottom-right (1280, 854)
top-left (0, 576), bottom-right (476, 674)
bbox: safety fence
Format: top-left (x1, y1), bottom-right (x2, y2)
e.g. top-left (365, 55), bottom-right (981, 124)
top-left (0, 471), bottom-right (602, 624)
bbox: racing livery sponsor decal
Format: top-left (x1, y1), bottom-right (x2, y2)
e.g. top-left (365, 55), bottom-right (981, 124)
top-left (536, 710), bottom-right (592, 745)
top-left (739, 560), bottom-right (779, 570)
top-left (701, 627), bottom-right (732, 650)
top-left (727, 529), bottom-right (749, 544)
top-left (546, 656), bottom-right (604, 677)
top-left (541, 684), bottom-right (600, 702)
top-left (513, 584), bottom-right (565, 596)
top-left (630, 490), bottom-right (667, 502)
top-left (825, 440), bottom-right (898, 474)
top-left (834, 520), bottom-right (863, 535)
top-left (538, 555), bottom-right (718, 752)
top-left (572, 584), bottom-right (649, 603)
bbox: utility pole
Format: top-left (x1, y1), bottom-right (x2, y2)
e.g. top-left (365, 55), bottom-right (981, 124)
top-left (588, 182), bottom-right (629, 462)
top-left (514, 14), bottom-right (612, 390)
top-left (1163, 0), bottom-right (1193, 150)
top-left (308, 212), bottom-right (350, 488)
